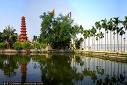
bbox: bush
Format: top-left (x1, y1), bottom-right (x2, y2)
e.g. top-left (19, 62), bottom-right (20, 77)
top-left (32, 42), bottom-right (46, 49)
top-left (0, 42), bottom-right (6, 49)
top-left (13, 42), bottom-right (31, 50)
top-left (13, 42), bottom-right (23, 50)
top-left (22, 42), bottom-right (31, 49)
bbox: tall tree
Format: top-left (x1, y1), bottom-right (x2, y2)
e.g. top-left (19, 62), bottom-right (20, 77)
top-left (101, 19), bottom-right (108, 51)
top-left (95, 21), bottom-right (101, 51)
top-left (113, 17), bottom-right (121, 52)
top-left (39, 12), bottom-right (81, 49)
top-left (96, 33), bottom-right (99, 51)
top-left (99, 32), bottom-right (104, 51)
top-left (83, 30), bottom-right (88, 50)
top-left (122, 16), bottom-right (127, 52)
top-left (119, 28), bottom-right (125, 52)
top-left (2, 25), bottom-right (18, 48)
top-left (107, 18), bottom-right (114, 51)
top-left (91, 26), bottom-right (97, 50)
top-left (123, 38), bottom-right (126, 52)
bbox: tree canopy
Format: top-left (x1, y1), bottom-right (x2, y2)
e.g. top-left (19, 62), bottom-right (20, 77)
top-left (39, 12), bottom-right (82, 49)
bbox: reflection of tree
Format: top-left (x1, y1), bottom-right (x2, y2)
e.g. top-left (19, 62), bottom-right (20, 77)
top-left (0, 55), bottom-right (18, 76)
top-left (0, 55), bottom-right (30, 83)
top-left (96, 66), bottom-right (104, 75)
top-left (32, 54), bottom-right (84, 85)
top-left (83, 68), bottom-right (97, 82)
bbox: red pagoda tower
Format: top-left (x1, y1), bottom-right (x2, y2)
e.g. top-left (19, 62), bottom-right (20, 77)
top-left (19, 16), bottom-right (28, 42)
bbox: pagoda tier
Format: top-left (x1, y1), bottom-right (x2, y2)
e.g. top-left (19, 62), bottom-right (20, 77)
top-left (20, 33), bottom-right (27, 36)
top-left (19, 16), bottom-right (28, 42)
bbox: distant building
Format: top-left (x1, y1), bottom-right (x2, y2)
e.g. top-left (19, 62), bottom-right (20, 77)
top-left (19, 16), bottom-right (28, 42)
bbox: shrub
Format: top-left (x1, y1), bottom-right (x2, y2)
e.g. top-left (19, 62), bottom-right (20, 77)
top-left (32, 42), bottom-right (46, 49)
top-left (13, 42), bottom-right (31, 50)
top-left (22, 42), bottom-right (31, 49)
top-left (13, 42), bottom-right (22, 50)
top-left (0, 42), bottom-right (6, 49)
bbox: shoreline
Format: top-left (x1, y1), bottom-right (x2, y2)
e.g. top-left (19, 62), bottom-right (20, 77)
top-left (0, 49), bottom-right (127, 63)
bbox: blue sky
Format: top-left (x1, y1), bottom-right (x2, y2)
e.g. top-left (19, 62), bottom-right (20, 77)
top-left (0, 0), bottom-right (127, 40)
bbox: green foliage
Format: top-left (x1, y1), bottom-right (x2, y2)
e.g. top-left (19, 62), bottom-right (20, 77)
top-left (0, 25), bottom-right (18, 48)
top-left (13, 42), bottom-right (31, 50)
top-left (32, 42), bottom-right (46, 49)
top-left (75, 38), bottom-right (84, 49)
top-left (0, 42), bottom-right (6, 49)
top-left (39, 12), bottom-right (81, 49)
top-left (13, 42), bottom-right (23, 50)
top-left (22, 42), bottom-right (31, 49)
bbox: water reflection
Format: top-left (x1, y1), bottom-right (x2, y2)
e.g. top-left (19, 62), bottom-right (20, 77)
top-left (0, 54), bottom-right (127, 85)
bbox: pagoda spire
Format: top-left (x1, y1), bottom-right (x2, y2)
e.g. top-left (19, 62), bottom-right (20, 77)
top-left (19, 16), bottom-right (28, 42)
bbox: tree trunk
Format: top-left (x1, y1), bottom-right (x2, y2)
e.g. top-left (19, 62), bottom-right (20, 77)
top-left (105, 30), bottom-right (106, 51)
top-left (124, 38), bottom-right (125, 52)
top-left (100, 39), bottom-right (102, 51)
top-left (92, 36), bottom-right (94, 50)
top-left (88, 37), bottom-right (90, 51)
top-left (117, 33), bottom-right (119, 52)
top-left (113, 34), bottom-right (115, 52)
top-left (98, 38), bottom-right (100, 51)
top-left (110, 31), bottom-right (112, 51)
top-left (121, 36), bottom-right (122, 52)
top-left (107, 31), bottom-right (108, 51)
top-left (97, 40), bottom-right (98, 51)
top-left (93, 36), bottom-right (95, 50)
top-left (84, 39), bottom-right (86, 50)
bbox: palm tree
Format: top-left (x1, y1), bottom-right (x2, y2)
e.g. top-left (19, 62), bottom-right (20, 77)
top-left (123, 38), bottom-right (126, 52)
top-left (107, 18), bottom-right (114, 51)
top-left (99, 32), bottom-right (104, 50)
top-left (122, 16), bottom-right (127, 52)
top-left (91, 26), bottom-right (97, 50)
top-left (119, 28), bottom-right (125, 52)
top-left (122, 16), bottom-right (127, 30)
top-left (2, 25), bottom-right (18, 49)
top-left (95, 21), bottom-right (101, 50)
top-left (83, 30), bottom-right (88, 50)
top-left (113, 32), bottom-right (116, 52)
top-left (96, 33), bottom-right (99, 51)
top-left (101, 19), bottom-right (108, 51)
top-left (87, 30), bottom-right (91, 50)
top-left (113, 17), bottom-right (120, 52)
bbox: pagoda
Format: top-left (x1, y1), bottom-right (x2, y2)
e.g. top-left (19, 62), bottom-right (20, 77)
top-left (19, 16), bottom-right (28, 42)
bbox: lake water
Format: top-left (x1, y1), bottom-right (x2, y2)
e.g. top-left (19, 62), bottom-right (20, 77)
top-left (0, 54), bottom-right (127, 85)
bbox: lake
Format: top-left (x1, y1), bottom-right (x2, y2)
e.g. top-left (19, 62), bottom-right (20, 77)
top-left (0, 54), bottom-right (127, 85)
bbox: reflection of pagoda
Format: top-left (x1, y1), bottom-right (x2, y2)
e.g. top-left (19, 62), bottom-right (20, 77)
top-left (19, 16), bottom-right (28, 42)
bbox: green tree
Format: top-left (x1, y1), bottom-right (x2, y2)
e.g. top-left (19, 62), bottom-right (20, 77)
top-left (83, 30), bottom-right (90, 50)
top-left (101, 19), bottom-right (108, 51)
top-left (39, 12), bottom-right (81, 49)
top-left (2, 25), bottom-right (18, 49)
top-left (0, 32), bottom-right (4, 42)
top-left (95, 21), bottom-right (101, 50)
top-left (13, 42), bottom-right (23, 50)
top-left (22, 42), bottom-right (31, 50)
top-left (91, 26), bottom-right (97, 50)
top-left (119, 28), bottom-right (125, 52)
top-left (99, 32), bottom-right (104, 50)
top-left (83, 30), bottom-right (88, 49)
top-left (75, 38), bottom-right (84, 49)
top-left (32, 35), bottom-right (38, 42)
top-left (107, 18), bottom-right (114, 51)
top-left (13, 42), bottom-right (31, 50)
top-left (0, 42), bottom-right (6, 49)
top-left (113, 17), bottom-right (121, 52)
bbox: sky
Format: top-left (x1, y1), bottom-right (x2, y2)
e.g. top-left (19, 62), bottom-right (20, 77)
top-left (0, 0), bottom-right (127, 41)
